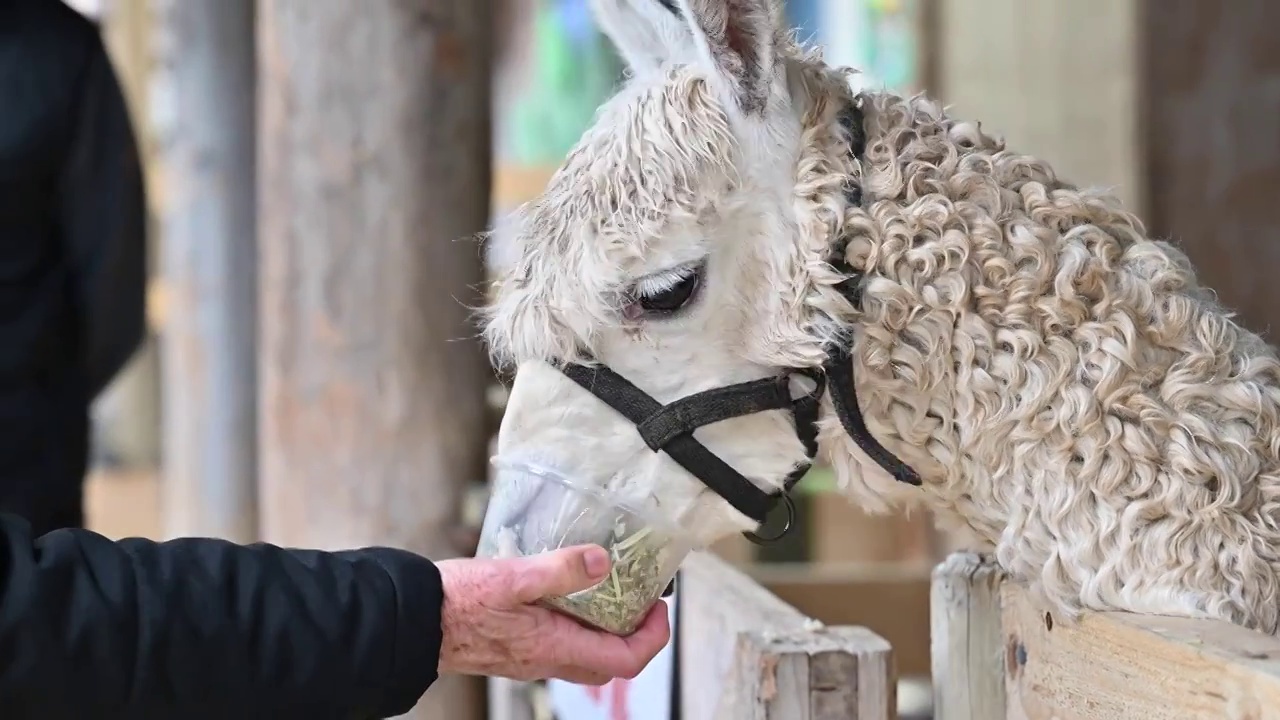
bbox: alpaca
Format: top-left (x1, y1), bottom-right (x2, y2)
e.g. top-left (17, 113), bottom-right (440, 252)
top-left (481, 0), bottom-right (1280, 636)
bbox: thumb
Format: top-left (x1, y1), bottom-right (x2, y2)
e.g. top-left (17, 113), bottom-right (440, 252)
top-left (507, 544), bottom-right (612, 604)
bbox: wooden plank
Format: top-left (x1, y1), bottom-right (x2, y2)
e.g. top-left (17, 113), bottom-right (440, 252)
top-left (747, 562), bottom-right (933, 678)
top-left (742, 628), bottom-right (894, 720)
top-left (680, 552), bottom-right (896, 720)
top-left (1002, 583), bottom-right (1280, 720)
top-left (931, 552), bottom-right (1280, 719)
top-left (256, 2), bottom-right (493, 718)
top-left (938, 0), bottom-right (1141, 208)
top-left (151, 0), bottom-right (259, 543)
top-left (487, 678), bottom-right (536, 720)
top-left (810, 501), bottom-right (933, 565)
top-left (930, 552), bottom-right (1008, 720)
top-left (681, 552), bottom-right (810, 720)
top-left (1139, 0), bottom-right (1280, 341)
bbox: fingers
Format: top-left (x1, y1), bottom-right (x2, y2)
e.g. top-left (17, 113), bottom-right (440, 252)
top-left (507, 544), bottom-right (612, 604)
top-left (546, 601), bottom-right (672, 679)
top-left (621, 602), bottom-right (673, 659)
top-left (552, 668), bottom-right (614, 686)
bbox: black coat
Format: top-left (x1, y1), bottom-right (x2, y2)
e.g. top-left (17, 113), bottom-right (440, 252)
top-left (0, 511), bottom-right (446, 719)
top-left (0, 0), bottom-right (147, 531)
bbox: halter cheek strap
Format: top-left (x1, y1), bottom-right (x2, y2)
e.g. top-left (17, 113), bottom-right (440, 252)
top-left (823, 105), bottom-right (923, 487)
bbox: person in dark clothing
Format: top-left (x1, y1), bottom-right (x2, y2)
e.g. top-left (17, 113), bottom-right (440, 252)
top-left (0, 510), bottom-right (672, 719)
top-left (0, 0), bottom-right (148, 535)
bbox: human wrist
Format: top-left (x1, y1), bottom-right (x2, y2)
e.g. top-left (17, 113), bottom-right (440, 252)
top-left (358, 548), bottom-right (447, 713)
top-left (435, 558), bottom-right (473, 675)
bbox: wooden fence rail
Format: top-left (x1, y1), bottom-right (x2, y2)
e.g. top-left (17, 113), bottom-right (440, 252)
top-left (680, 552), bottom-right (895, 720)
top-left (489, 551), bottom-right (896, 720)
top-left (932, 552), bottom-right (1280, 720)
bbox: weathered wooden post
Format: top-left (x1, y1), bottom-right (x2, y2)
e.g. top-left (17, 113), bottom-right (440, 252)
top-left (930, 552), bottom-right (1008, 720)
top-left (150, 0), bottom-right (260, 543)
top-left (931, 551), bottom-right (1280, 718)
top-left (681, 553), bottom-right (896, 720)
top-left (257, 1), bottom-right (493, 718)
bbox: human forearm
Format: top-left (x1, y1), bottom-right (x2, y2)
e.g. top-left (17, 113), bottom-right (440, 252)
top-left (0, 513), bottom-right (443, 719)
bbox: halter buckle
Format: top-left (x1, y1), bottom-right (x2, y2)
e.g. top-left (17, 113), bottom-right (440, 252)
top-left (743, 492), bottom-right (797, 545)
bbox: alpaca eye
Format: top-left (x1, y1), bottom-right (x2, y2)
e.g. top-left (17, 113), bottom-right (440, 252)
top-left (632, 265), bottom-right (704, 318)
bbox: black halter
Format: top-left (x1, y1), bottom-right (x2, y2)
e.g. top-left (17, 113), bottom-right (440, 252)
top-left (557, 100), bottom-right (921, 544)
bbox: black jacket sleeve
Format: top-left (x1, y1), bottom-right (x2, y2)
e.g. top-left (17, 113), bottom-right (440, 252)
top-left (0, 512), bottom-right (444, 720)
top-left (55, 13), bottom-right (148, 400)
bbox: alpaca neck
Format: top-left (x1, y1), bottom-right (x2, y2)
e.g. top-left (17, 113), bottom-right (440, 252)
top-left (814, 321), bottom-right (1003, 547)
top-left (807, 89), bottom-right (1007, 539)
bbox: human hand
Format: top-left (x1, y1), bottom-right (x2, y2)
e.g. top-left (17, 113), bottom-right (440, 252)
top-left (435, 545), bottom-right (671, 685)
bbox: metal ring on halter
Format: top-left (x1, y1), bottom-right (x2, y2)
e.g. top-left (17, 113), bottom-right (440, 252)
top-left (742, 493), bottom-right (797, 545)
top-left (788, 366), bottom-right (825, 400)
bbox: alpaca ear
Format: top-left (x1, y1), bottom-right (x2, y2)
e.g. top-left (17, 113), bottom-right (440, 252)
top-left (675, 0), bottom-right (782, 115)
top-left (590, 0), bottom-right (692, 74)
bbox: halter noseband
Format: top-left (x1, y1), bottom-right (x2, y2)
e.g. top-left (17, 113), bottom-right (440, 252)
top-left (556, 99), bottom-right (920, 545)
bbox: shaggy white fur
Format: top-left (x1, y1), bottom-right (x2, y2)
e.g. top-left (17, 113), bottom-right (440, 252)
top-left (483, 0), bottom-right (1280, 635)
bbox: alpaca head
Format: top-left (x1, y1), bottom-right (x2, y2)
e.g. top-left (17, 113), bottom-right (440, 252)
top-left (482, 0), bottom-right (890, 546)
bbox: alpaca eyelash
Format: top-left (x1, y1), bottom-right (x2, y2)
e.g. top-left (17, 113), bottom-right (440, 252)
top-left (634, 265), bottom-right (698, 297)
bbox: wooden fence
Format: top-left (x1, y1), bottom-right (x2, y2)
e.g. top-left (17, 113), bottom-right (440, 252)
top-left (489, 551), bottom-right (897, 720)
top-left (680, 552), bottom-right (895, 719)
top-left (493, 549), bottom-right (1280, 720)
top-left (932, 552), bottom-right (1280, 720)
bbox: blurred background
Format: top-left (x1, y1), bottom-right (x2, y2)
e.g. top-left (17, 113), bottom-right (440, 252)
top-left (29, 0), bottom-right (1277, 718)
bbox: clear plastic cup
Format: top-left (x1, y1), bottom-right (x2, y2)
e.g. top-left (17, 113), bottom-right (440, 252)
top-left (476, 456), bottom-right (696, 635)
